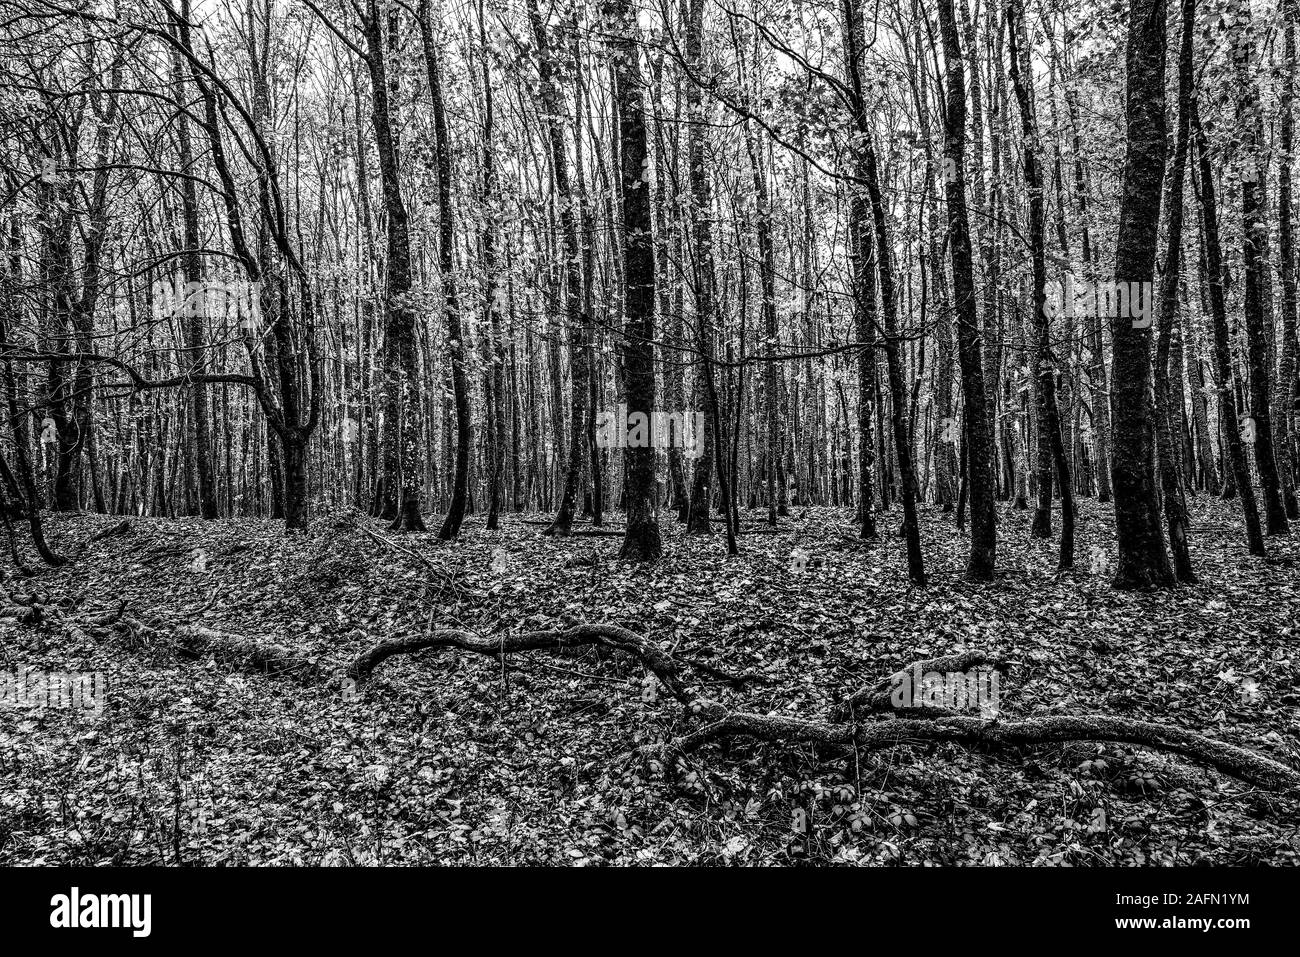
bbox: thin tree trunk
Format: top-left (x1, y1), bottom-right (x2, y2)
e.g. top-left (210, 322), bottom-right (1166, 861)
top-left (1152, 0), bottom-right (1196, 582)
top-left (1194, 101), bottom-right (1266, 556)
top-left (1008, 0), bottom-right (1073, 569)
top-left (938, 0), bottom-right (995, 579)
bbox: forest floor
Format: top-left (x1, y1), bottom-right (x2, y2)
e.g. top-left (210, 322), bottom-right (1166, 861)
top-left (1, 496), bottom-right (1298, 866)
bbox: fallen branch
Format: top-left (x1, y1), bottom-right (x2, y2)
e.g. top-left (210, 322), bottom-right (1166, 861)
top-left (172, 624), bottom-right (320, 678)
top-left (111, 614), bottom-right (321, 679)
top-left (85, 519), bottom-right (131, 545)
top-left (76, 599), bottom-right (1300, 796)
top-left (676, 653), bottom-right (769, 689)
top-left (667, 708), bottom-right (1300, 792)
top-left (70, 519), bottom-right (132, 561)
top-left (354, 521), bottom-right (477, 599)
top-left (346, 623), bottom-right (690, 702)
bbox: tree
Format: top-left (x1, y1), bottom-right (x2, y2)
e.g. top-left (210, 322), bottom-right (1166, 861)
top-left (1008, 0), bottom-right (1073, 570)
top-left (684, 0), bottom-right (719, 537)
top-left (417, 1), bottom-right (470, 540)
top-left (611, 0), bottom-right (661, 562)
top-left (358, 0), bottom-right (425, 532)
top-left (1194, 100), bottom-right (1265, 556)
top-left (937, 0), bottom-right (995, 580)
top-left (1108, 0), bottom-right (1174, 587)
top-left (528, 0), bottom-right (590, 539)
top-left (1230, 0), bottom-right (1290, 535)
top-left (1152, 0), bottom-right (1196, 583)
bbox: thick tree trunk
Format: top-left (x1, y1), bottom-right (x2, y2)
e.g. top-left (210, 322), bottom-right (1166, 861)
top-left (864, 139), bottom-right (925, 584)
top-left (477, 5), bottom-right (506, 533)
top-left (841, 0), bottom-right (878, 541)
top-left (362, 4), bottom-right (425, 533)
top-left (1, 219), bottom-right (63, 566)
top-left (171, 32), bottom-right (218, 521)
top-left (415, 4), bottom-right (467, 539)
top-left (742, 116), bottom-right (783, 530)
top-left (1108, 0), bottom-right (1174, 587)
top-left (281, 434), bottom-right (309, 532)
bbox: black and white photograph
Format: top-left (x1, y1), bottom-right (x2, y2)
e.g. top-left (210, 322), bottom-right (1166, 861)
top-left (0, 0), bottom-right (1295, 940)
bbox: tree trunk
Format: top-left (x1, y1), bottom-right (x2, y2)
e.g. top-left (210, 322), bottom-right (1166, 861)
top-left (1231, 0), bottom-right (1290, 534)
top-left (171, 30), bottom-right (218, 521)
top-left (415, 3), bottom-right (467, 539)
top-left (527, 0), bottom-right (589, 539)
top-left (1194, 102), bottom-right (1265, 556)
top-left (1008, 0), bottom-right (1073, 568)
top-left (613, 0), bottom-right (662, 562)
top-left (1279, 0), bottom-right (1300, 518)
top-left (938, 0), bottom-right (996, 580)
top-left (1152, 0), bottom-right (1196, 583)
top-left (1109, 0), bottom-right (1174, 587)
top-left (685, 0), bottom-right (719, 537)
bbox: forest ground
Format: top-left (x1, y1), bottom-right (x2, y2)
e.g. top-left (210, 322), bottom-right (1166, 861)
top-left (1, 497), bottom-right (1298, 866)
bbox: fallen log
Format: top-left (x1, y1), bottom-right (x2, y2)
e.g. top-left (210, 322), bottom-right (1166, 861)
top-left (172, 624), bottom-right (320, 678)
top-left (0, 601), bottom-right (41, 625)
top-left (113, 614), bottom-right (321, 679)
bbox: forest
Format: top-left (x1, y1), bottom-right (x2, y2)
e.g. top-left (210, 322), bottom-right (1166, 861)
top-left (0, 0), bottom-right (1298, 867)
